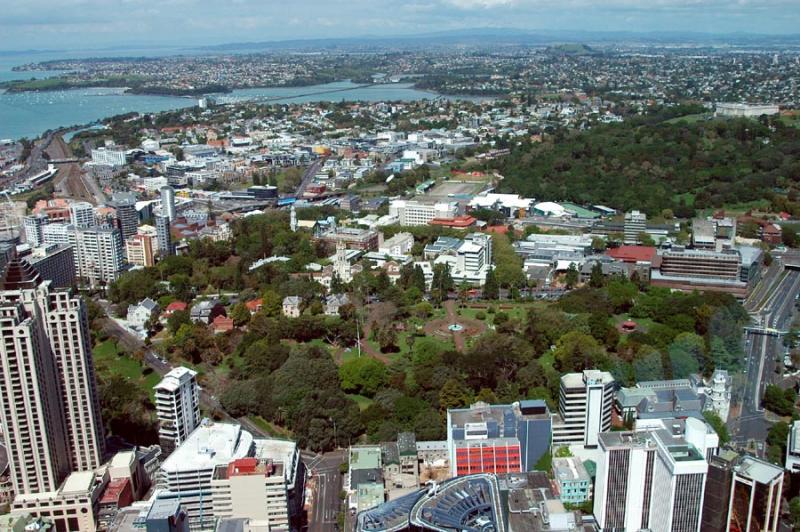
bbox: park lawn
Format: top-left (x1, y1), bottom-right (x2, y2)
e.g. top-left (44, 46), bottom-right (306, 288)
top-left (346, 394), bottom-right (374, 411)
top-left (93, 340), bottom-right (161, 399)
top-left (248, 416), bottom-right (293, 439)
top-left (613, 314), bottom-right (657, 331)
top-left (664, 113), bottom-right (712, 125)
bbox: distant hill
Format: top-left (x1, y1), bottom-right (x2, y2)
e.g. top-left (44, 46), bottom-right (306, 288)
top-left (545, 43), bottom-right (597, 55)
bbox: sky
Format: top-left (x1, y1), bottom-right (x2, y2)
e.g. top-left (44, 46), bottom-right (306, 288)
top-left (1, 0), bottom-right (800, 51)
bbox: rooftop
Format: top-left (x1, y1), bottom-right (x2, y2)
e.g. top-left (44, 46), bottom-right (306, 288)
top-left (160, 420), bottom-right (253, 473)
top-left (154, 366), bottom-right (196, 393)
top-left (735, 456), bottom-right (784, 485)
top-left (553, 457), bottom-right (591, 484)
top-left (350, 446), bottom-right (382, 471)
top-left (62, 471), bottom-right (95, 494)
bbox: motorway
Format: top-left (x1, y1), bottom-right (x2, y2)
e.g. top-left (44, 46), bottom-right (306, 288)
top-left (732, 265), bottom-right (800, 444)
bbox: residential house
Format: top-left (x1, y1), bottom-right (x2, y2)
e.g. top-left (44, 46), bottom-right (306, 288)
top-left (160, 300), bottom-right (188, 323)
top-left (190, 299), bottom-right (226, 324)
top-left (324, 294), bottom-right (350, 317)
top-left (127, 298), bottom-right (159, 330)
top-left (282, 296), bottom-right (302, 318)
top-left (244, 298), bottom-right (263, 315)
top-left (211, 315), bottom-right (235, 334)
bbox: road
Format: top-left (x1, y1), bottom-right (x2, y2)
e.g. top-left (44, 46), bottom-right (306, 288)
top-left (305, 450), bottom-right (346, 532)
top-left (295, 159), bottom-right (324, 198)
top-left (732, 268), bottom-right (800, 444)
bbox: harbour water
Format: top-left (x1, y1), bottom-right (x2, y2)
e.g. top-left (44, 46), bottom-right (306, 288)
top-left (0, 48), bottom-right (481, 142)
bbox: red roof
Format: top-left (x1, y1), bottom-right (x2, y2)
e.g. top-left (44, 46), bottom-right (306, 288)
top-left (99, 478), bottom-right (133, 507)
top-left (227, 457), bottom-right (260, 477)
top-left (211, 315), bottom-right (235, 332)
top-left (245, 298), bottom-right (263, 312)
top-left (429, 215), bottom-right (477, 228)
top-left (607, 246), bottom-right (657, 263)
top-left (165, 301), bottom-right (188, 312)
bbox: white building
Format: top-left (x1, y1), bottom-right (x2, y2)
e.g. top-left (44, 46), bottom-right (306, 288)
top-left (282, 296), bottom-right (302, 318)
top-left (158, 420), bottom-right (255, 529)
top-left (469, 193), bottom-right (533, 217)
top-left (552, 370), bottom-right (614, 449)
top-left (594, 418), bottom-right (711, 532)
top-left (69, 202), bottom-right (96, 228)
top-left (786, 420), bottom-right (800, 473)
top-left (154, 367), bottom-right (200, 455)
top-left (127, 298), bottom-right (159, 330)
top-left (210, 439), bottom-right (304, 530)
top-left (23, 214), bottom-right (48, 247)
top-left (379, 232), bottom-right (414, 256)
top-left (91, 147), bottom-right (127, 167)
top-left (389, 199), bottom-right (458, 226)
top-left (68, 225), bottom-right (126, 286)
top-left (433, 232), bottom-right (493, 285)
top-left (704, 369), bottom-right (731, 423)
top-left (333, 240), bottom-right (353, 284)
top-left (160, 186), bottom-right (177, 222)
top-left (624, 210), bottom-right (647, 245)
top-left (715, 102), bottom-right (780, 118)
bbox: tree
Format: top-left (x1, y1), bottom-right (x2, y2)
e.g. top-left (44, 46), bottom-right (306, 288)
top-left (789, 497), bottom-right (800, 530)
top-left (229, 303), bottom-right (251, 327)
top-left (483, 269), bottom-right (499, 300)
top-left (588, 262), bottom-right (604, 288)
top-left (553, 331), bottom-right (608, 373)
top-left (591, 237), bottom-right (606, 252)
top-left (339, 357), bottom-right (387, 397)
top-left (783, 225), bottom-right (798, 248)
top-left (430, 263), bottom-right (453, 304)
top-left (763, 384), bottom-right (796, 416)
top-left (166, 309), bottom-right (190, 334)
top-left (638, 232), bottom-right (656, 246)
top-left (702, 411), bottom-right (730, 445)
top-left (439, 378), bottom-right (472, 411)
top-left (564, 263), bottom-right (579, 289)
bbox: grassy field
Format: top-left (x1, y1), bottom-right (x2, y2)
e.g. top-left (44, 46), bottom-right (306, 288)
top-left (346, 394), bottom-right (374, 411)
top-left (665, 113), bottom-right (713, 125)
top-left (247, 415), bottom-right (294, 439)
top-left (93, 340), bottom-right (161, 398)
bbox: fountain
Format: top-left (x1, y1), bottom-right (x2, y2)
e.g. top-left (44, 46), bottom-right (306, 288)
top-left (448, 323), bottom-right (464, 332)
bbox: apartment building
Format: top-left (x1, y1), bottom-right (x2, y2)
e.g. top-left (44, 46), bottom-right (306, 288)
top-left (91, 147), bottom-right (127, 167)
top-left (69, 202), bottom-right (96, 229)
top-left (125, 233), bottom-right (156, 267)
top-left (68, 225), bottom-right (126, 286)
top-left (154, 367), bottom-right (200, 455)
top-left (23, 214), bottom-right (48, 247)
top-left (160, 186), bottom-right (177, 222)
top-left (23, 244), bottom-right (75, 288)
top-left (156, 214), bottom-right (174, 257)
top-left (110, 193), bottom-right (139, 240)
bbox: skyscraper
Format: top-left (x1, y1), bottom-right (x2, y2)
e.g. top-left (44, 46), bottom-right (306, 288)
top-left (110, 193), bottom-right (139, 240)
top-left (156, 214), bottom-right (173, 257)
top-left (594, 418), bottom-right (711, 532)
top-left (0, 260), bottom-right (71, 495)
top-left (160, 186), bottom-right (176, 222)
top-left (154, 367), bottom-right (200, 455)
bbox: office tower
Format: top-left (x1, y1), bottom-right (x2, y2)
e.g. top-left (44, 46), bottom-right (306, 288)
top-left (0, 259), bottom-right (71, 495)
top-left (23, 214), bottom-right (48, 247)
top-left (623, 210), bottom-right (647, 245)
top-left (155, 215), bottom-right (173, 257)
top-left (111, 193), bottom-right (139, 240)
top-left (69, 202), bottom-right (96, 228)
top-left (594, 418), bottom-right (711, 532)
top-left (446, 400), bottom-right (552, 476)
top-left (154, 367), bottom-right (200, 455)
top-left (160, 186), bottom-right (176, 222)
top-left (552, 370), bottom-right (614, 449)
top-left (68, 225), bottom-right (126, 286)
top-left (701, 450), bottom-right (784, 532)
top-left (126, 233), bottom-right (156, 267)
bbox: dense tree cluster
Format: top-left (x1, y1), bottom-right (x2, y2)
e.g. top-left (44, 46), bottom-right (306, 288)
top-left (493, 114), bottom-right (800, 215)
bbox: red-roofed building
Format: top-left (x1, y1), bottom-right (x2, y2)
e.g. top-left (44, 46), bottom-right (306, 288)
top-left (429, 215), bottom-right (477, 229)
top-left (99, 478), bottom-right (133, 512)
top-left (160, 301), bottom-right (188, 322)
top-left (761, 223), bottom-right (782, 245)
top-left (245, 298), bottom-right (263, 315)
top-left (607, 246), bottom-right (657, 264)
top-left (211, 315), bottom-right (235, 334)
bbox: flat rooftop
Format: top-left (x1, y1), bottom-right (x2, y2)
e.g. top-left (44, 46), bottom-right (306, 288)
top-left (735, 456), bottom-right (784, 485)
top-left (160, 420), bottom-right (253, 473)
top-left (350, 446), bottom-right (382, 471)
